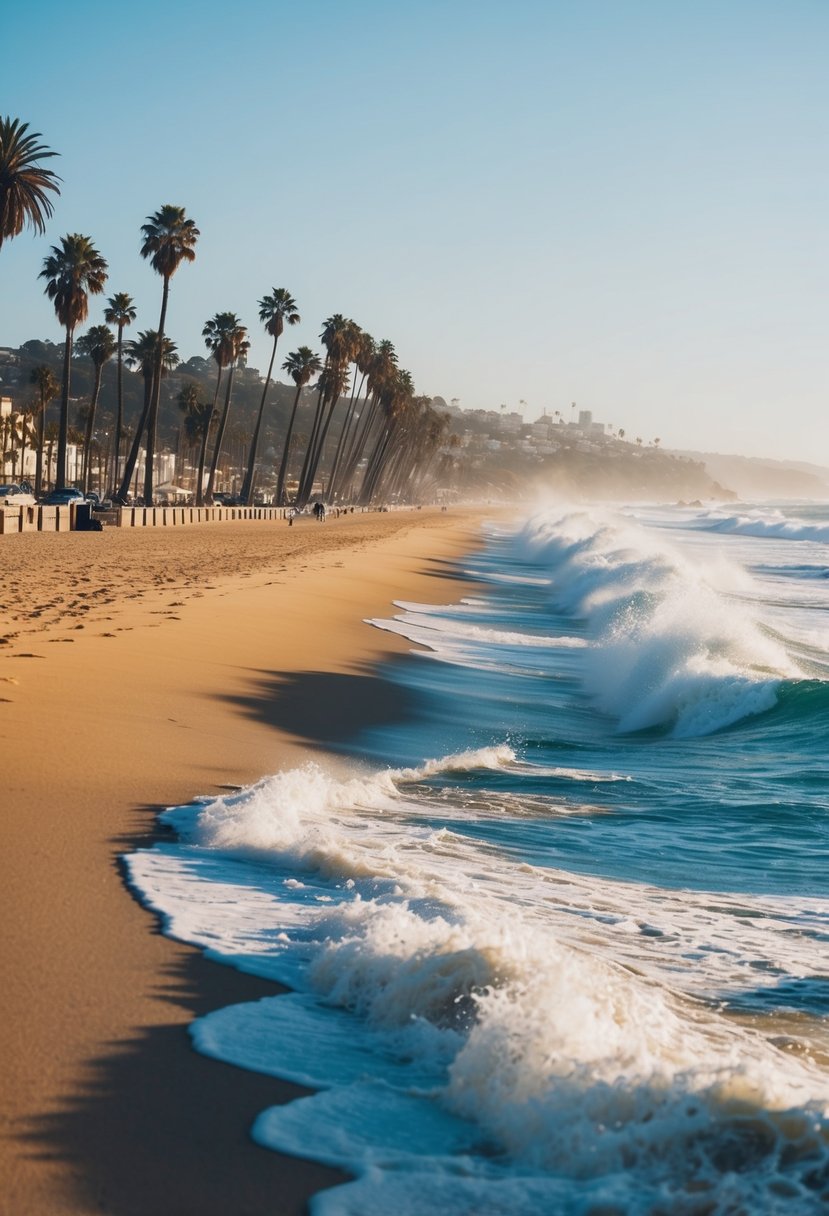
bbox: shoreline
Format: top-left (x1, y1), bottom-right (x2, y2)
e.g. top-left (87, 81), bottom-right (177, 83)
top-left (0, 508), bottom-right (489, 1216)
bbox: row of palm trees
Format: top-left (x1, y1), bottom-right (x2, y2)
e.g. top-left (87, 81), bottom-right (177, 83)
top-left (1, 117), bottom-right (451, 507)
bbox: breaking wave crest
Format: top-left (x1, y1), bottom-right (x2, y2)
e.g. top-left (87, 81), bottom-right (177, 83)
top-left (128, 750), bottom-right (829, 1216)
top-left (519, 508), bottom-right (805, 736)
top-left (695, 507), bottom-right (829, 543)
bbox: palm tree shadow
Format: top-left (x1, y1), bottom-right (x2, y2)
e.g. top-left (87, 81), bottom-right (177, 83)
top-left (220, 663), bottom-right (420, 753)
top-left (15, 800), bottom-right (348, 1216)
top-left (21, 660), bottom-right (425, 1213)
top-left (21, 943), bottom-right (347, 1216)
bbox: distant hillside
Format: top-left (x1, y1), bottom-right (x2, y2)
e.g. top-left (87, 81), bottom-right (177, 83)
top-left (456, 444), bottom-right (734, 503)
top-left (676, 451), bottom-right (829, 500)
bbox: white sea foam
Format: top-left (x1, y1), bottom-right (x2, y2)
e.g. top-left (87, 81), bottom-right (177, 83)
top-left (127, 747), bottom-right (829, 1215)
top-left (518, 507), bottom-right (803, 735)
top-left (368, 611), bottom-right (586, 653)
top-left (391, 743), bottom-right (518, 780)
top-left (464, 568), bottom-right (553, 586)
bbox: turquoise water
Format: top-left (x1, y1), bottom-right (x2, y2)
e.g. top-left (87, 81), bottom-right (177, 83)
top-left (128, 502), bottom-right (829, 1214)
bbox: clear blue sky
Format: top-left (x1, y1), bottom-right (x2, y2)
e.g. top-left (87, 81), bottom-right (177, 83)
top-left (2, 0), bottom-right (827, 463)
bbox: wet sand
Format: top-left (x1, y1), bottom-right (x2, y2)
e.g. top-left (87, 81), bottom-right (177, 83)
top-left (0, 508), bottom-right (487, 1216)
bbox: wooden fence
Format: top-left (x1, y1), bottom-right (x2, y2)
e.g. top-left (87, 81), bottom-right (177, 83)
top-left (0, 503), bottom-right (290, 533)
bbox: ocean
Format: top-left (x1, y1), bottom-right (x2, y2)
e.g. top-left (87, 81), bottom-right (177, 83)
top-left (127, 501), bottom-right (829, 1215)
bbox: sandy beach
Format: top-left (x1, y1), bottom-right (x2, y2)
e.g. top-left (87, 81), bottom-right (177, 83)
top-left (0, 508), bottom-right (487, 1216)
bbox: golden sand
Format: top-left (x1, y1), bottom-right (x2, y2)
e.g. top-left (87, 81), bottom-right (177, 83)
top-left (0, 508), bottom-right (486, 1216)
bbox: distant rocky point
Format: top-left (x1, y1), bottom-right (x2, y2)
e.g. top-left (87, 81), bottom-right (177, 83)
top-left (675, 451), bottom-right (829, 501)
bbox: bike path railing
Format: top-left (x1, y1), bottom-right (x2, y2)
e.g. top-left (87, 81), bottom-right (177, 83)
top-left (0, 503), bottom-right (290, 533)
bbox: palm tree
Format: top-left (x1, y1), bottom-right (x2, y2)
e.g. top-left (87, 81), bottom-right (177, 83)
top-left (75, 324), bottom-right (116, 494)
top-left (196, 314), bottom-right (231, 504)
top-left (296, 315), bottom-right (359, 505)
top-left (336, 338), bottom-right (398, 498)
top-left (2, 413), bottom-right (17, 479)
top-left (176, 380), bottom-right (211, 494)
top-left (360, 366), bottom-right (415, 504)
top-left (328, 329), bottom-right (375, 500)
top-left (139, 205), bottom-right (199, 504)
top-left (104, 292), bottom-right (136, 492)
top-left (29, 365), bottom-right (59, 494)
top-left (39, 234), bottom-right (108, 489)
top-left (383, 396), bottom-right (446, 502)
top-left (13, 403), bottom-right (37, 484)
top-left (0, 117), bottom-right (61, 250)
top-left (42, 419), bottom-right (59, 488)
top-left (199, 312), bottom-right (244, 504)
top-left (118, 331), bottom-right (179, 500)
top-left (239, 288), bottom-right (300, 505)
top-left (205, 315), bottom-right (248, 502)
top-left (276, 346), bottom-right (323, 504)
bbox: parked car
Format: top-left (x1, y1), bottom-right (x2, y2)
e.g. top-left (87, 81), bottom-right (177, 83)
top-left (40, 487), bottom-right (86, 506)
top-left (0, 484), bottom-right (37, 506)
top-left (84, 491), bottom-right (113, 509)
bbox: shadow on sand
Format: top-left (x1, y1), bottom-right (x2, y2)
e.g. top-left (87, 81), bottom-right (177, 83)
top-left (20, 798), bottom-right (349, 1215)
top-left (219, 662), bottom-right (419, 753)
top-left (21, 657), bottom-right (420, 1215)
top-left (23, 943), bottom-right (347, 1215)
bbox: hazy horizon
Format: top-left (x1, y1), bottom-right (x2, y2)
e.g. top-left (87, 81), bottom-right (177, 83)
top-left (3, 0), bottom-right (827, 466)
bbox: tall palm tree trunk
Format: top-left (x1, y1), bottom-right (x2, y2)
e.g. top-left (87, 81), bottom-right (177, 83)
top-left (360, 423), bottom-right (394, 504)
top-left (56, 326), bottom-right (73, 490)
top-left (327, 372), bottom-right (366, 500)
top-left (303, 389), bottom-right (344, 502)
top-left (275, 381), bottom-right (304, 505)
top-left (296, 381), bottom-right (328, 506)
top-left (35, 400), bottom-right (46, 496)
top-left (19, 414), bottom-right (28, 483)
top-left (338, 393), bottom-right (380, 497)
top-left (112, 328), bottom-right (124, 493)
top-left (143, 277), bottom-right (170, 505)
top-left (118, 375), bottom-right (152, 501)
top-left (82, 365), bottom-right (104, 494)
top-left (240, 334), bottom-right (278, 505)
top-left (196, 369), bottom-right (223, 506)
top-left (206, 363), bottom-right (237, 502)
